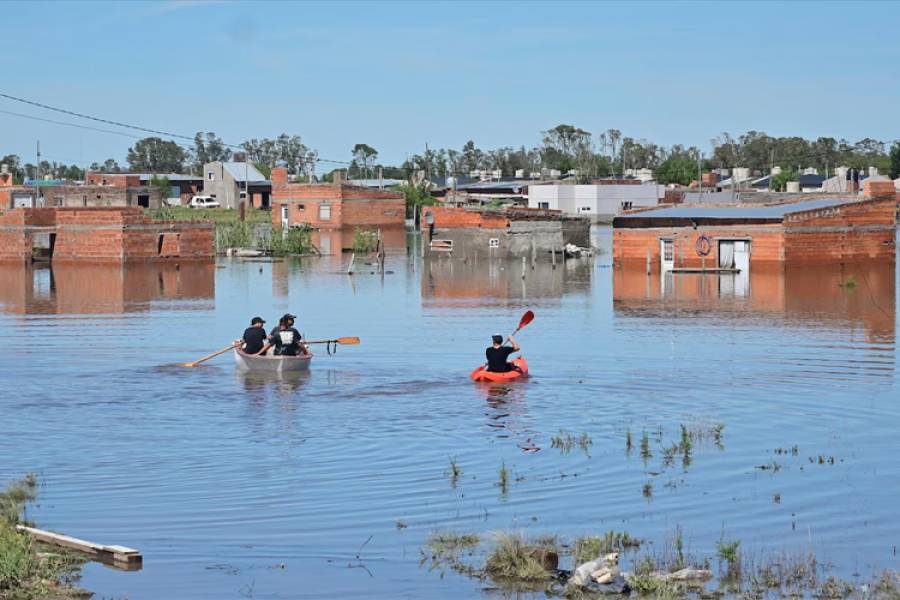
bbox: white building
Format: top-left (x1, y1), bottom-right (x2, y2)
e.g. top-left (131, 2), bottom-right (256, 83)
top-left (528, 183), bottom-right (663, 220)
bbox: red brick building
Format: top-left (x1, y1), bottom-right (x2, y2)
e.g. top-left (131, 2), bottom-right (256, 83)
top-left (0, 207), bottom-right (214, 262)
top-left (613, 196), bottom-right (896, 272)
top-left (270, 167), bottom-right (405, 235)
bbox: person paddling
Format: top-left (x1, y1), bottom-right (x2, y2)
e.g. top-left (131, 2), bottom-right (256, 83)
top-left (241, 316), bottom-right (271, 355)
top-left (485, 334), bottom-right (520, 373)
top-left (270, 313), bottom-right (306, 356)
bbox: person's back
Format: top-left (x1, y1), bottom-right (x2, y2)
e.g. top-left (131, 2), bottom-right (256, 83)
top-left (485, 334), bottom-right (519, 372)
top-left (241, 316), bottom-right (269, 355)
top-left (271, 313), bottom-right (305, 356)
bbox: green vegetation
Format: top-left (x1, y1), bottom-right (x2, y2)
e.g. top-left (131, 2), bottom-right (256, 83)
top-left (839, 275), bottom-right (858, 289)
top-left (770, 168), bottom-right (799, 192)
top-left (890, 141), bottom-right (900, 179)
top-left (267, 225), bottom-right (315, 256)
top-left (625, 429), bottom-right (633, 454)
top-left (551, 430), bottom-right (592, 456)
top-left (447, 456), bottom-right (461, 487)
top-left (640, 430), bottom-right (651, 461)
top-left (498, 462), bottom-right (509, 494)
top-left (573, 531), bottom-right (642, 564)
top-left (485, 531), bottom-right (555, 582)
top-left (145, 206), bottom-right (271, 224)
top-left (655, 155), bottom-right (701, 186)
top-left (0, 475), bottom-right (86, 599)
top-left (396, 183), bottom-right (434, 219)
top-left (148, 175), bottom-right (171, 201)
top-left (351, 227), bottom-right (379, 254)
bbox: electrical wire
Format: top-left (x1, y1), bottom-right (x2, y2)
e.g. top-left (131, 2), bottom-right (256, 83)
top-left (0, 91), bottom-right (351, 166)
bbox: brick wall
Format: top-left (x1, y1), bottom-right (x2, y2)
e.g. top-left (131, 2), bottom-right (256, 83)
top-left (0, 207), bottom-right (213, 262)
top-left (84, 173), bottom-right (140, 187)
top-left (783, 198), bottom-right (896, 263)
top-left (270, 183), bottom-right (404, 229)
top-left (863, 180), bottom-right (897, 201)
top-left (423, 206), bottom-right (509, 229)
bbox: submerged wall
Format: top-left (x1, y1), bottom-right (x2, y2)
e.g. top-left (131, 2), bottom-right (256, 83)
top-left (0, 207), bottom-right (214, 262)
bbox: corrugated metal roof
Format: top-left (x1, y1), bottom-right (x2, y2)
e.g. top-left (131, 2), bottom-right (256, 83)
top-left (222, 162), bottom-right (267, 182)
top-left (626, 198), bottom-right (855, 219)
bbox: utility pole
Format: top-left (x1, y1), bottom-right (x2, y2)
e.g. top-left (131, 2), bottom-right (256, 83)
top-left (35, 140), bottom-right (41, 207)
top-left (698, 152), bottom-right (702, 198)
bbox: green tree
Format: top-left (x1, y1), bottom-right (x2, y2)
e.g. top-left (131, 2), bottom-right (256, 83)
top-left (127, 138), bottom-right (187, 172)
top-left (351, 143), bottom-right (378, 179)
top-left (889, 142), bottom-right (900, 179)
top-left (396, 183), bottom-right (434, 218)
top-left (770, 168), bottom-right (798, 192)
top-left (656, 155), bottom-right (700, 186)
top-left (148, 175), bottom-right (171, 200)
top-left (192, 132), bottom-right (231, 173)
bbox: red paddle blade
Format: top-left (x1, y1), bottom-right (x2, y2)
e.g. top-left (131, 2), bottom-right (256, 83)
top-left (517, 310), bottom-right (534, 330)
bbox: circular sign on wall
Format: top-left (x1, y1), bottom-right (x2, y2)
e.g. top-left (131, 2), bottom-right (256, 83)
top-left (695, 234), bottom-right (712, 257)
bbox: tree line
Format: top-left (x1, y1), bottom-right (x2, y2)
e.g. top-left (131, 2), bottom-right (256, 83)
top-left (2, 126), bottom-right (899, 186)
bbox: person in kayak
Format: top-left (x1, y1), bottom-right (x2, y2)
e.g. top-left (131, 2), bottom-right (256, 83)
top-left (270, 313), bottom-right (306, 356)
top-left (485, 334), bottom-right (520, 372)
top-left (241, 316), bottom-right (271, 355)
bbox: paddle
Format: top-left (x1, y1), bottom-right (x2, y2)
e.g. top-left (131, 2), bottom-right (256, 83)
top-left (505, 310), bottom-right (534, 345)
top-left (303, 337), bottom-right (361, 345)
top-left (183, 342), bottom-right (241, 368)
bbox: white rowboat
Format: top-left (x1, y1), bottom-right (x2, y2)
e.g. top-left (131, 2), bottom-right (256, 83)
top-left (233, 349), bottom-right (312, 373)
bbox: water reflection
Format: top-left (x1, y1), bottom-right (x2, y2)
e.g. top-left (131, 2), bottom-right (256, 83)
top-left (614, 263), bottom-right (896, 342)
top-left (0, 262), bottom-right (215, 314)
top-left (421, 258), bottom-right (593, 307)
top-left (476, 382), bottom-right (540, 452)
top-left (236, 369), bottom-right (310, 398)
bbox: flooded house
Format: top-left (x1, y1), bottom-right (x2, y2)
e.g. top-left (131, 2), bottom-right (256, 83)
top-left (269, 167), bottom-right (406, 253)
top-left (612, 193), bottom-right (897, 277)
top-left (0, 207), bottom-right (214, 262)
top-left (420, 206), bottom-right (590, 259)
top-left (1, 180), bottom-right (163, 210)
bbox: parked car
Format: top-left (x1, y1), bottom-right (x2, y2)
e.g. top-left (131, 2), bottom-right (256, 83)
top-left (189, 195), bottom-right (220, 209)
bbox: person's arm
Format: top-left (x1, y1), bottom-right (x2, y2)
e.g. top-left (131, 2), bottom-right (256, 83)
top-left (508, 335), bottom-right (520, 352)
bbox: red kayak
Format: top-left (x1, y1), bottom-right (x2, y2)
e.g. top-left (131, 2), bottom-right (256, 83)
top-left (470, 357), bottom-right (529, 383)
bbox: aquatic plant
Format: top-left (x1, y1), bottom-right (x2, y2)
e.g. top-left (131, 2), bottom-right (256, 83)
top-left (551, 430), bottom-right (574, 453)
top-left (351, 227), bottom-right (379, 254)
top-left (673, 526), bottom-right (685, 572)
top-left (577, 432), bottom-right (592, 455)
top-left (642, 482), bottom-right (653, 501)
top-left (447, 456), bottom-right (461, 486)
top-left (574, 531), bottom-right (642, 564)
top-left (640, 431), bottom-right (651, 461)
top-left (485, 531), bottom-right (555, 582)
top-left (0, 473), bottom-right (36, 525)
top-left (395, 520), bottom-right (408, 530)
top-left (625, 429), bottom-right (633, 454)
top-left (838, 275), bottom-right (857, 289)
top-left (498, 462), bottom-right (509, 494)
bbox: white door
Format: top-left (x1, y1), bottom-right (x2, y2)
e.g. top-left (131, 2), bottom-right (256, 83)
top-left (733, 240), bottom-right (750, 296)
top-left (660, 239), bottom-right (674, 272)
top-left (281, 204), bottom-right (289, 228)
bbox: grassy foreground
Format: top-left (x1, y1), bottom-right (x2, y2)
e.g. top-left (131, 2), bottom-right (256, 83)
top-left (0, 475), bottom-right (87, 600)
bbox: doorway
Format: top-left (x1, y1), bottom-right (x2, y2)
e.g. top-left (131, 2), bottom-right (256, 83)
top-left (659, 239), bottom-right (674, 272)
top-left (281, 204), bottom-right (289, 229)
top-left (718, 240), bottom-right (750, 272)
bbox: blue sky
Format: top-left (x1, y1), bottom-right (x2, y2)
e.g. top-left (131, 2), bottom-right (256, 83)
top-left (2, 0), bottom-right (899, 169)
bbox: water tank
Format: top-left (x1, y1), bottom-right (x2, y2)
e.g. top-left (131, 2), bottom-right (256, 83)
top-left (446, 176), bottom-right (456, 190)
top-left (786, 181), bottom-right (801, 193)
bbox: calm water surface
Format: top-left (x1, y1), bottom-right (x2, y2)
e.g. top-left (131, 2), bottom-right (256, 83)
top-left (1, 227), bottom-right (898, 598)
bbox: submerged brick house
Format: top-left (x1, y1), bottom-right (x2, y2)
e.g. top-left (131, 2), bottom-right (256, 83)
top-left (612, 195), bottom-right (896, 273)
top-left (0, 207), bottom-right (214, 262)
top-left (269, 167), bottom-right (405, 251)
top-left (421, 206), bottom-right (591, 259)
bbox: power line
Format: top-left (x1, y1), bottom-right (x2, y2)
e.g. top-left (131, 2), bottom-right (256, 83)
top-left (0, 91), bottom-right (351, 167)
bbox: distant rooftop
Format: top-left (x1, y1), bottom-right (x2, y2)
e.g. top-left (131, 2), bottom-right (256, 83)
top-left (623, 198), bottom-right (856, 221)
top-left (222, 162), bottom-right (267, 183)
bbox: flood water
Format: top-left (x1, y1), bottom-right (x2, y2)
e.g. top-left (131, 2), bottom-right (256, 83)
top-left (1, 227), bottom-right (898, 599)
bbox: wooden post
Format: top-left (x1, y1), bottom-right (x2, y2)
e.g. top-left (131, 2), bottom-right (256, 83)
top-left (531, 237), bottom-right (536, 270)
top-left (646, 248), bottom-right (651, 275)
top-left (347, 253), bottom-right (355, 275)
top-left (521, 255), bottom-right (526, 279)
top-left (551, 246), bottom-right (556, 269)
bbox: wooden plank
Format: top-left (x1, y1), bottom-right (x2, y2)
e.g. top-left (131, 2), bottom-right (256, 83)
top-left (15, 525), bottom-right (142, 570)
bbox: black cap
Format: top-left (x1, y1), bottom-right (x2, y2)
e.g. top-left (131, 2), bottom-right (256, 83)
top-left (282, 313), bottom-right (297, 321)
top-left (492, 334), bottom-right (504, 345)
top-left (251, 316), bottom-right (266, 325)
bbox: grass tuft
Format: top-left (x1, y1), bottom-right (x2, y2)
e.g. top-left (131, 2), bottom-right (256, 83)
top-left (485, 531), bottom-right (555, 582)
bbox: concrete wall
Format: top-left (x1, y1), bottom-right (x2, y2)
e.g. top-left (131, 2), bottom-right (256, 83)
top-left (783, 197), bottom-right (896, 263)
top-left (529, 184), bottom-right (662, 218)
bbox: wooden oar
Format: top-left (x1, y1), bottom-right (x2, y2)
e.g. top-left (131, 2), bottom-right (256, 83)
top-left (304, 337), bottom-right (360, 345)
top-left (505, 310), bottom-right (534, 344)
top-left (183, 342), bottom-right (240, 367)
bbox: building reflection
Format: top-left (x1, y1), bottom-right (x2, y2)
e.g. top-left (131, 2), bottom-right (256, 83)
top-left (0, 262), bottom-right (215, 314)
top-left (421, 258), bottom-right (593, 307)
top-left (613, 264), bottom-right (896, 342)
